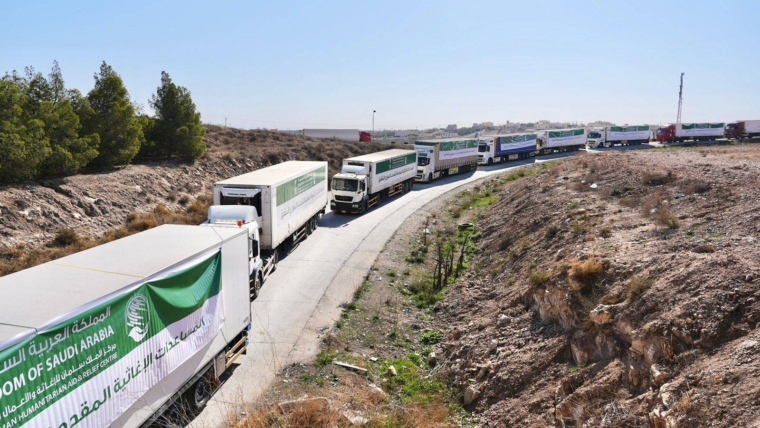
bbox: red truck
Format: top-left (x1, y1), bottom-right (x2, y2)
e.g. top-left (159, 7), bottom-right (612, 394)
top-left (655, 123), bottom-right (724, 143)
top-left (724, 120), bottom-right (760, 139)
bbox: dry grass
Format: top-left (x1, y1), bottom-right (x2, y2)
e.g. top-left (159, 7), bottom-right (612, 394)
top-left (683, 179), bottom-right (711, 194)
top-left (568, 257), bottom-right (603, 291)
top-left (625, 275), bottom-right (652, 301)
top-left (529, 270), bottom-right (550, 287)
top-left (651, 207), bottom-right (680, 230)
top-left (643, 171), bottom-right (676, 186)
top-left (0, 195), bottom-right (213, 277)
top-left (599, 227), bottom-right (613, 238)
top-left (693, 244), bottom-right (715, 254)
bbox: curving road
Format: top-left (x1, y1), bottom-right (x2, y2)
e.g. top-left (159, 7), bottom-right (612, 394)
top-left (189, 146), bottom-right (653, 427)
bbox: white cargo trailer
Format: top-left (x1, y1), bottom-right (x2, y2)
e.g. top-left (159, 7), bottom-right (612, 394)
top-left (330, 149), bottom-right (417, 214)
top-left (302, 129), bottom-right (370, 142)
top-left (414, 138), bottom-right (479, 183)
top-left (586, 126), bottom-right (651, 148)
top-left (0, 225), bottom-right (252, 428)
top-left (213, 161), bottom-right (328, 267)
top-left (656, 123), bottom-right (725, 143)
top-left (537, 128), bottom-right (586, 154)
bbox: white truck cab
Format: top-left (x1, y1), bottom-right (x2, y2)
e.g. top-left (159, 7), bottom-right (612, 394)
top-left (415, 146), bottom-right (435, 182)
top-left (477, 137), bottom-right (496, 165)
top-left (586, 128), bottom-right (608, 149)
top-left (331, 164), bottom-right (369, 213)
top-left (201, 205), bottom-right (265, 299)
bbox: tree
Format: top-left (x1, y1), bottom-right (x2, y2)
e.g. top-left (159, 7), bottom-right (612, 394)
top-left (148, 71), bottom-right (206, 160)
top-left (83, 62), bottom-right (142, 167)
top-left (0, 78), bottom-right (51, 183)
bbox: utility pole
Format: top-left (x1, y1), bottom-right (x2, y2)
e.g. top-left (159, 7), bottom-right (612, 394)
top-left (224, 118), bottom-right (227, 128)
top-left (372, 110), bottom-right (376, 138)
top-left (676, 73), bottom-right (684, 126)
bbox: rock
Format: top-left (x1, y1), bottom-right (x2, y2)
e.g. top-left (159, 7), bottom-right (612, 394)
top-left (489, 339), bottom-right (498, 352)
top-left (341, 410), bottom-right (368, 426)
top-left (428, 352), bottom-right (437, 366)
top-left (463, 385), bottom-right (480, 405)
top-left (278, 397), bottom-right (329, 414)
top-left (387, 365), bottom-right (397, 377)
top-left (589, 304), bottom-right (616, 325)
top-left (367, 383), bottom-right (387, 401)
top-left (650, 364), bottom-right (674, 386)
top-left (497, 314), bottom-right (510, 326)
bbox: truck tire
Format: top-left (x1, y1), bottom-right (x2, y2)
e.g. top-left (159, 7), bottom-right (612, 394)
top-left (487, 158), bottom-right (493, 165)
top-left (251, 273), bottom-right (261, 300)
top-left (190, 377), bottom-right (212, 409)
top-left (427, 173), bottom-right (433, 183)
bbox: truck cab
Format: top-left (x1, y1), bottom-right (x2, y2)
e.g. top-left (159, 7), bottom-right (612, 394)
top-left (330, 164), bottom-right (369, 214)
top-left (477, 138), bottom-right (495, 165)
top-left (655, 125), bottom-right (676, 143)
top-left (724, 122), bottom-right (742, 139)
top-left (200, 205), bottom-right (265, 300)
top-left (586, 129), bottom-right (608, 149)
top-left (415, 146), bottom-right (434, 182)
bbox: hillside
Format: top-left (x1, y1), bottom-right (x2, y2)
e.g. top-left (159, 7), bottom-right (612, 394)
top-left (435, 145), bottom-right (760, 427)
top-left (0, 127), bottom-right (387, 267)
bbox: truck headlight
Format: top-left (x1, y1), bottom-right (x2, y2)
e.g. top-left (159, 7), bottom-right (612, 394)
top-left (352, 204), bottom-right (358, 208)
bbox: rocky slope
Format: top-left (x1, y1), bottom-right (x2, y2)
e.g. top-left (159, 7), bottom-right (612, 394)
top-left (0, 126), bottom-right (387, 250)
top-left (434, 145), bottom-right (760, 427)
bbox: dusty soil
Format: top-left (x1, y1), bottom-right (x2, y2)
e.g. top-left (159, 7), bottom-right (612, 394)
top-left (435, 144), bottom-right (760, 427)
top-left (0, 126), bottom-right (387, 250)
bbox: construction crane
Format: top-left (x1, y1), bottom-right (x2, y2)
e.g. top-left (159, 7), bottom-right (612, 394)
top-left (676, 72), bottom-right (685, 126)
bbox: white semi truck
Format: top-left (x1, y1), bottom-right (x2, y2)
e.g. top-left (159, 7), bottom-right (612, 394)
top-left (0, 224), bottom-right (252, 427)
top-left (477, 133), bottom-right (538, 165)
top-left (302, 129), bottom-right (372, 142)
top-left (212, 161), bottom-right (328, 285)
top-left (330, 149), bottom-right (417, 214)
top-left (586, 126), bottom-right (651, 149)
top-left (655, 123), bottom-right (725, 143)
top-left (414, 138), bottom-right (479, 183)
top-left (536, 128), bottom-right (587, 154)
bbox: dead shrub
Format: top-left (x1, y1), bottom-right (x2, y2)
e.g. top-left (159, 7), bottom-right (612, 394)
top-left (599, 227), bottom-right (612, 238)
top-left (51, 229), bottom-right (82, 248)
top-left (529, 270), bottom-right (550, 287)
top-left (626, 275), bottom-right (652, 301)
top-left (178, 194), bottom-right (191, 206)
top-left (643, 171), bottom-right (676, 186)
top-left (568, 257), bottom-right (603, 290)
top-left (693, 244), bottom-right (715, 254)
top-left (683, 179), bottom-right (711, 194)
top-left (651, 207), bottom-right (680, 230)
top-left (620, 196), bottom-right (640, 209)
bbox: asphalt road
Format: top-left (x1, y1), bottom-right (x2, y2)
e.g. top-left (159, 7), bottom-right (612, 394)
top-left (189, 139), bottom-right (742, 426)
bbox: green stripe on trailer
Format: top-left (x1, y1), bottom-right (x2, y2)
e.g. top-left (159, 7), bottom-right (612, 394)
top-left (501, 133), bottom-right (537, 143)
top-left (610, 126), bottom-right (649, 132)
top-left (681, 123), bottom-right (725, 129)
top-left (0, 252), bottom-right (222, 428)
top-left (440, 140), bottom-right (478, 151)
top-left (376, 153), bottom-right (417, 174)
top-left (276, 166), bottom-right (327, 207)
top-left (548, 129), bottom-right (584, 138)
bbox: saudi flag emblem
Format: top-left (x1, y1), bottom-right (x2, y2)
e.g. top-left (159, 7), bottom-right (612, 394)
top-left (126, 294), bottom-right (151, 342)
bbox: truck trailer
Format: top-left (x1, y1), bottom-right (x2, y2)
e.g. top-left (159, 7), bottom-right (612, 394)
top-left (478, 133), bottom-right (537, 165)
top-left (0, 224), bottom-right (252, 428)
top-left (655, 123), bottom-right (725, 143)
top-left (213, 161), bottom-right (328, 281)
top-left (586, 126), bottom-right (651, 149)
top-left (302, 129), bottom-right (372, 142)
top-left (536, 128), bottom-right (586, 154)
top-left (414, 138), bottom-right (479, 183)
top-left (330, 149), bottom-right (417, 214)
top-left (724, 120), bottom-right (760, 139)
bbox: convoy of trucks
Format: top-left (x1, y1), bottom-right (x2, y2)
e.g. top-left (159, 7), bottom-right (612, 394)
top-left (212, 161), bottom-right (328, 295)
top-left (414, 138), bottom-right (479, 183)
top-left (330, 149), bottom-right (417, 214)
top-left (477, 133), bottom-right (538, 165)
top-left (655, 123), bottom-right (725, 143)
top-left (302, 129), bottom-right (372, 143)
top-left (536, 128), bottom-right (587, 154)
top-left (586, 126), bottom-right (651, 149)
top-left (724, 120), bottom-right (760, 139)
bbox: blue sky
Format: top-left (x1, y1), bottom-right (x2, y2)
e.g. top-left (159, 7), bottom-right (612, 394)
top-left (2, 0), bottom-right (758, 130)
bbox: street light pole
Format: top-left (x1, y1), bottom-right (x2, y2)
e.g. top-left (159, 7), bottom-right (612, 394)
top-left (372, 110), bottom-right (376, 139)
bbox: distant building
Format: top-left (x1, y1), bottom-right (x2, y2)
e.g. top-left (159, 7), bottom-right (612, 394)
top-left (480, 122), bottom-right (494, 128)
top-left (446, 124), bottom-right (457, 131)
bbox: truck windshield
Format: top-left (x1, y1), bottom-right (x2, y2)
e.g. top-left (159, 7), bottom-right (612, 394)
top-left (587, 132), bottom-right (601, 138)
top-left (332, 178), bottom-right (358, 192)
top-left (417, 156), bottom-right (430, 166)
top-left (725, 125), bottom-right (736, 130)
top-left (656, 129), bottom-right (667, 135)
top-left (478, 144), bottom-right (488, 152)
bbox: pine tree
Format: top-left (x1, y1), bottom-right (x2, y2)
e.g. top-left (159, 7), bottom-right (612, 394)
top-left (148, 71), bottom-right (206, 160)
top-left (83, 62), bottom-right (142, 167)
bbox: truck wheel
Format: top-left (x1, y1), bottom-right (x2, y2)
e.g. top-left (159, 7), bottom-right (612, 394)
top-left (487, 158), bottom-right (493, 165)
top-left (427, 173), bottom-right (432, 183)
top-left (190, 377), bottom-right (212, 409)
top-left (272, 250), bottom-right (279, 272)
top-left (251, 273), bottom-right (261, 300)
